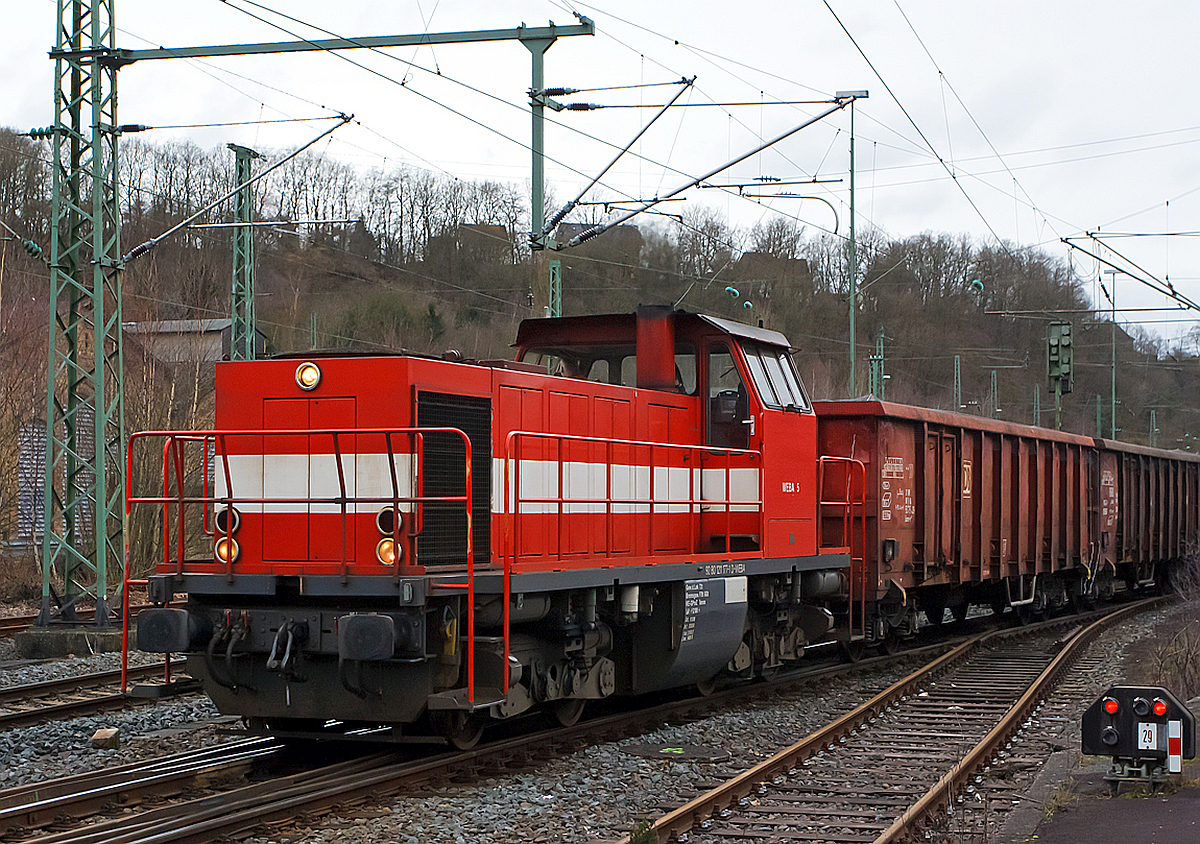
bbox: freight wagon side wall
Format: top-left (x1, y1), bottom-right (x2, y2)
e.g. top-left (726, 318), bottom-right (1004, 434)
top-left (1100, 440), bottom-right (1200, 569)
top-left (816, 401), bottom-right (1099, 603)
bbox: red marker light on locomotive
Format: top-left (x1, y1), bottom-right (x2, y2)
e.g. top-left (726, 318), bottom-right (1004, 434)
top-left (1153, 698), bottom-right (1169, 717)
top-left (1103, 697), bottom-right (1119, 715)
top-left (214, 506), bottom-right (241, 535)
top-left (295, 361), bottom-right (322, 391)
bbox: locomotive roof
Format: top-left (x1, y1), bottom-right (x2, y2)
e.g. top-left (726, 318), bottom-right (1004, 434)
top-left (514, 309), bottom-right (792, 349)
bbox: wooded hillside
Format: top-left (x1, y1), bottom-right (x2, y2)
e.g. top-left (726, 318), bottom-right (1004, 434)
top-left (2, 126), bottom-right (1199, 552)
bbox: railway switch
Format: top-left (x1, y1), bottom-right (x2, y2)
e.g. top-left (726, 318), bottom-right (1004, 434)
top-left (1081, 685), bottom-right (1194, 795)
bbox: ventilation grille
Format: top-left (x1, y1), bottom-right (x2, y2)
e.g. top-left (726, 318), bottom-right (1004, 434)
top-left (416, 391), bottom-right (491, 568)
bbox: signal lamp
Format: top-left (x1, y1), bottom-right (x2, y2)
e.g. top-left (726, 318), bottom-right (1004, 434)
top-left (295, 361), bottom-right (322, 391)
top-left (1153, 698), bottom-right (1168, 717)
top-left (214, 506), bottom-right (241, 535)
top-left (214, 536), bottom-right (240, 563)
top-left (1102, 697), bottom-right (1119, 715)
top-left (1101, 726), bottom-right (1119, 746)
top-left (376, 537), bottom-right (401, 566)
top-left (1133, 697), bottom-right (1151, 717)
top-left (376, 507), bottom-right (403, 535)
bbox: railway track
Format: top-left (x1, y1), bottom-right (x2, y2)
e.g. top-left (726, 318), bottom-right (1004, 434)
top-left (0, 639), bottom-right (957, 844)
top-left (0, 738), bottom-right (280, 838)
top-left (0, 600), bottom-right (1159, 844)
top-left (0, 605), bottom-right (166, 638)
top-left (0, 662), bottom-right (192, 729)
top-left (617, 597), bottom-right (1165, 844)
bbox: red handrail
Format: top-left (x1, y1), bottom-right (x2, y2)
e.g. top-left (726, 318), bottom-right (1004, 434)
top-left (818, 456), bottom-right (867, 641)
top-left (122, 426), bottom-right (474, 695)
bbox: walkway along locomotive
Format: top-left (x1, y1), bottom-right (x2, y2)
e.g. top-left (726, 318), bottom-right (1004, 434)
top-left (128, 306), bottom-right (1200, 747)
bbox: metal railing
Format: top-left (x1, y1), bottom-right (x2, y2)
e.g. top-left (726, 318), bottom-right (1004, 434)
top-left (819, 455), bottom-right (867, 640)
top-left (121, 427), bottom-right (476, 695)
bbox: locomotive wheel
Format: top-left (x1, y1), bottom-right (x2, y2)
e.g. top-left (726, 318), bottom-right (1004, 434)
top-left (431, 710), bottom-right (485, 750)
top-left (553, 698), bottom-right (586, 727)
top-left (696, 675), bottom-right (717, 696)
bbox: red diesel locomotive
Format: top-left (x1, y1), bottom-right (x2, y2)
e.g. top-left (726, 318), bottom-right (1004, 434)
top-left (129, 307), bottom-right (1199, 746)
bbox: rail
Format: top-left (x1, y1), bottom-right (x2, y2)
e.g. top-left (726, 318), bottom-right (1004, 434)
top-left (616, 596), bottom-right (1166, 843)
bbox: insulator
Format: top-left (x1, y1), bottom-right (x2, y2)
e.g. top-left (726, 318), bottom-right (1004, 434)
top-left (542, 87), bottom-right (579, 97)
top-left (22, 240), bottom-right (43, 259)
top-left (565, 102), bottom-right (597, 110)
top-left (122, 239), bottom-right (155, 263)
top-left (117, 124), bottom-right (150, 133)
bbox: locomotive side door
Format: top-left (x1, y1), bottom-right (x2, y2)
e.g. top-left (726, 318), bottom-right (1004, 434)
top-left (702, 341), bottom-right (759, 550)
top-left (739, 343), bottom-right (819, 559)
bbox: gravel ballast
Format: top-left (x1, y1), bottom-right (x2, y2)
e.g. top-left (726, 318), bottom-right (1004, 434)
top-left (0, 604), bottom-right (1190, 844)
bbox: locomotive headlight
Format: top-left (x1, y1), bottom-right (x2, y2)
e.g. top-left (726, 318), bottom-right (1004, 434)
top-left (214, 536), bottom-right (241, 563)
top-left (1153, 698), bottom-right (1168, 717)
top-left (295, 361), bottom-right (322, 391)
top-left (1133, 696), bottom-right (1151, 717)
top-left (376, 537), bottom-right (402, 566)
top-left (1102, 696), bottom-right (1119, 715)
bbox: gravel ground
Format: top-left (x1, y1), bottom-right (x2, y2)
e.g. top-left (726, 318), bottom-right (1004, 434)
top-left (0, 634), bottom-right (227, 789)
top-left (0, 604), bottom-right (1188, 844)
top-left (931, 602), bottom-right (1194, 844)
top-left (246, 664), bottom-right (920, 844)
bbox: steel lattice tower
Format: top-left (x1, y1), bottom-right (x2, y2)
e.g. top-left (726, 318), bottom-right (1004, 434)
top-left (39, 0), bottom-right (125, 625)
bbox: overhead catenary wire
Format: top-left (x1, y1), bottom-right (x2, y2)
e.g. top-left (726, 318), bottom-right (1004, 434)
top-left (892, 0), bottom-right (1059, 243)
top-left (122, 114), bottom-right (352, 263)
top-left (215, 0), bottom-right (653, 206)
top-left (543, 76), bottom-right (695, 236)
top-left (562, 98), bottom-right (851, 247)
top-left (822, 1), bottom-right (1012, 256)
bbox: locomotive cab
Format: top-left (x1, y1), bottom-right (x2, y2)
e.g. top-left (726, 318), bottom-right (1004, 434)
top-left (516, 306), bottom-right (823, 560)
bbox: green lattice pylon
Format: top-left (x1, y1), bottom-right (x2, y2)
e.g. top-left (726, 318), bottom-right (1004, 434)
top-left (229, 143), bottom-right (263, 361)
top-left (39, 0), bottom-right (125, 626)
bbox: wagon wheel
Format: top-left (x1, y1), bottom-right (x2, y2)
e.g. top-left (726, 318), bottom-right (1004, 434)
top-left (951, 602), bottom-right (970, 623)
top-left (876, 629), bottom-right (903, 655)
top-left (838, 638), bottom-right (866, 663)
top-left (552, 698), bottom-right (586, 727)
top-left (696, 675), bottom-right (718, 696)
top-left (431, 709), bottom-right (485, 750)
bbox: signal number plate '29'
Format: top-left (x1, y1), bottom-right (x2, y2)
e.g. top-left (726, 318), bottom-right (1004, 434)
top-left (1138, 722), bottom-right (1159, 751)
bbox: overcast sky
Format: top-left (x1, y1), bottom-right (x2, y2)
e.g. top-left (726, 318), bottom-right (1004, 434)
top-left (5, 0), bottom-right (1199, 344)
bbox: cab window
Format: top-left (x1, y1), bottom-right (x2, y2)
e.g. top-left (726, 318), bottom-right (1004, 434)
top-left (742, 343), bottom-right (810, 411)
